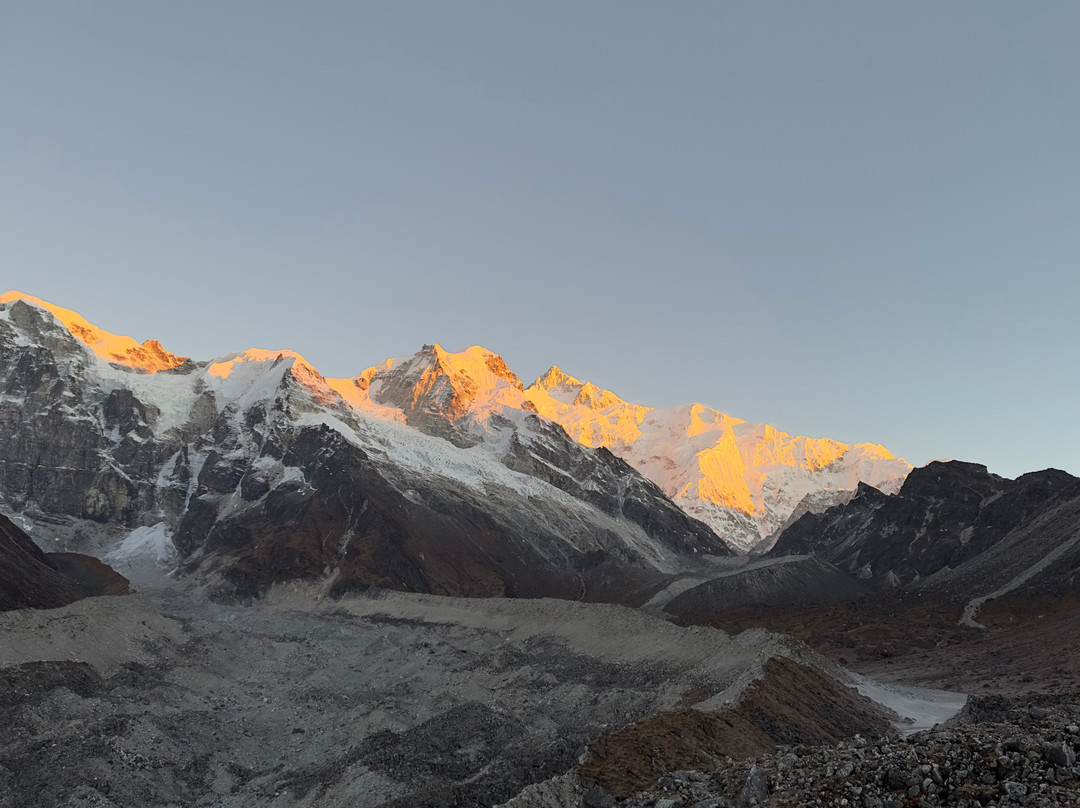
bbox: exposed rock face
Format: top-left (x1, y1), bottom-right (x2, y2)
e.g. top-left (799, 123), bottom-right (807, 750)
top-left (0, 303), bottom-right (143, 530)
top-left (0, 512), bottom-right (128, 610)
top-left (367, 343), bottom-right (525, 442)
top-left (0, 296), bottom-right (727, 602)
top-left (769, 461), bottom-right (1080, 593)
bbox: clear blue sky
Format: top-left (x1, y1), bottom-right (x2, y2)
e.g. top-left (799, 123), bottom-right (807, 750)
top-left (3, 2), bottom-right (1077, 478)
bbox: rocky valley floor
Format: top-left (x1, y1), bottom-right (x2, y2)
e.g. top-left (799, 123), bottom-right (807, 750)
top-left (0, 576), bottom-right (976, 808)
top-left (2, 561), bottom-right (1078, 807)
top-left (0, 583), bottom-right (871, 808)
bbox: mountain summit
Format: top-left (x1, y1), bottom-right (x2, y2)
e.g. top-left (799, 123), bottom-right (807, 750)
top-left (0, 291), bottom-right (188, 373)
top-left (364, 343), bottom-right (528, 437)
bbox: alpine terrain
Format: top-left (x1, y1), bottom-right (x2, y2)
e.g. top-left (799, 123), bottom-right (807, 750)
top-left (1, 290), bottom-right (1077, 808)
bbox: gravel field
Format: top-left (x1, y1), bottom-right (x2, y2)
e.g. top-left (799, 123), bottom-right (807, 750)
top-left (0, 586), bottom-right (855, 808)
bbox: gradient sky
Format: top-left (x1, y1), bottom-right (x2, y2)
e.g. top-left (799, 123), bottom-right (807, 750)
top-left (3, 2), bottom-right (1077, 479)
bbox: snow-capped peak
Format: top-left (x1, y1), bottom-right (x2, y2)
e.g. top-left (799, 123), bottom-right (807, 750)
top-left (203, 348), bottom-right (341, 408)
top-left (364, 343), bottom-right (527, 425)
top-left (426, 343), bottom-right (525, 392)
top-left (0, 291), bottom-right (187, 373)
top-left (523, 366), bottom-right (912, 550)
top-left (528, 366), bottom-right (633, 412)
top-left (531, 365), bottom-right (583, 392)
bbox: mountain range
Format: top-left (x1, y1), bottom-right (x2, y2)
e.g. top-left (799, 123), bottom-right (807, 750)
top-left (0, 290), bottom-right (909, 595)
top-left (3, 290), bottom-right (1079, 807)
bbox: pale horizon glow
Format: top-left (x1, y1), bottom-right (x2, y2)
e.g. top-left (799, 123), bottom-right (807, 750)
top-left (3, 2), bottom-right (1078, 479)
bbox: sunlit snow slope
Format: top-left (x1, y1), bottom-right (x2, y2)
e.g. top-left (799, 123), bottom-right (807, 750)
top-left (0, 291), bottom-right (188, 373)
top-left (325, 346), bottom-right (911, 552)
top-left (524, 367), bottom-right (912, 551)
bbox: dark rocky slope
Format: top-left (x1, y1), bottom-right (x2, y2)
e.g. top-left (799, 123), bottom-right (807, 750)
top-left (0, 512), bottom-right (128, 609)
top-left (662, 556), bottom-right (873, 624)
top-left (769, 461), bottom-right (1080, 593)
top-left (180, 424), bottom-right (686, 604)
top-left (576, 656), bottom-right (895, 799)
top-left (613, 693), bottom-right (1080, 807)
top-left (670, 460), bottom-right (1080, 711)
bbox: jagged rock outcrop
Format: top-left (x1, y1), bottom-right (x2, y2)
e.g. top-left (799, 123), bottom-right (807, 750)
top-left (769, 461), bottom-right (1080, 595)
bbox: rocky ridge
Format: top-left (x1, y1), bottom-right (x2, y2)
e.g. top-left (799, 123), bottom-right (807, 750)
top-left (767, 461), bottom-right (1080, 597)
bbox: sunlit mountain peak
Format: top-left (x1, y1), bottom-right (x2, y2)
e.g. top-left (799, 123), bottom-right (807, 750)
top-left (205, 348), bottom-right (312, 379)
top-left (425, 344), bottom-right (524, 392)
top-left (202, 348), bottom-right (341, 407)
top-left (528, 367), bottom-right (632, 411)
top-left (0, 291), bottom-right (187, 373)
top-left (361, 343), bottom-right (527, 427)
top-left (531, 365), bottom-right (583, 392)
top-left (522, 366), bottom-right (911, 550)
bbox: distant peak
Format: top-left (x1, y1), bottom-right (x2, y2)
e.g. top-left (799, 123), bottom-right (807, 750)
top-left (415, 344), bottom-right (523, 389)
top-left (530, 365), bottom-right (583, 391)
top-left (0, 290), bottom-right (188, 373)
top-left (206, 348), bottom-right (314, 379)
top-left (364, 342), bottom-right (528, 423)
top-left (573, 381), bottom-right (622, 410)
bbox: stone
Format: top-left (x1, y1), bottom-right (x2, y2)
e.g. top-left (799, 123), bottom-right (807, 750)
top-left (884, 768), bottom-right (908, 790)
top-left (583, 784), bottom-right (616, 808)
top-left (1003, 781), bottom-right (1029, 798)
top-left (736, 764), bottom-right (769, 808)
